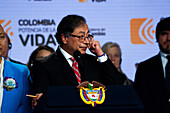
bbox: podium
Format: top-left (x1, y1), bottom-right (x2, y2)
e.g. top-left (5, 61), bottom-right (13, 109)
top-left (35, 85), bottom-right (144, 113)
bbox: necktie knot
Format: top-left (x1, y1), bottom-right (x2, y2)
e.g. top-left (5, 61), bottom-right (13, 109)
top-left (70, 57), bottom-right (75, 62)
top-left (70, 57), bottom-right (78, 66)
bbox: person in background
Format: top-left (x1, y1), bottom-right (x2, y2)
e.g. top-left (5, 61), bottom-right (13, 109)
top-left (3, 33), bottom-right (25, 65)
top-left (134, 17), bottom-right (170, 113)
top-left (102, 42), bottom-right (133, 85)
top-left (27, 45), bottom-right (54, 80)
top-left (0, 25), bottom-right (31, 113)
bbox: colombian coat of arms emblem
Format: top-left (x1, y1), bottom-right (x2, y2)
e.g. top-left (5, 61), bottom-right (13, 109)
top-left (80, 85), bottom-right (105, 107)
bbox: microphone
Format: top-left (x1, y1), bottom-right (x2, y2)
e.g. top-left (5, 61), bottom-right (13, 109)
top-left (73, 50), bottom-right (85, 80)
top-left (73, 50), bottom-right (82, 63)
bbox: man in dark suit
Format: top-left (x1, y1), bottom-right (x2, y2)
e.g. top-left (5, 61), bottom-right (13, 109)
top-left (31, 15), bottom-right (126, 107)
top-left (134, 17), bottom-right (170, 113)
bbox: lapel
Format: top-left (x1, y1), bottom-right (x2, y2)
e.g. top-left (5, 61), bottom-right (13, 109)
top-left (155, 53), bottom-right (164, 77)
top-left (53, 48), bottom-right (79, 85)
top-left (152, 53), bottom-right (165, 84)
top-left (2, 59), bottom-right (18, 112)
top-left (3, 59), bottom-right (16, 87)
top-left (3, 58), bottom-right (11, 78)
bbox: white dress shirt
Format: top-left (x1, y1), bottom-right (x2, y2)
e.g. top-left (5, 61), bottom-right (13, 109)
top-left (59, 47), bottom-right (73, 67)
top-left (160, 51), bottom-right (169, 78)
top-left (0, 57), bottom-right (5, 113)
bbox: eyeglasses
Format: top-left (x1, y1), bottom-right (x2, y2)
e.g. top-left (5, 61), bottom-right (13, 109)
top-left (71, 34), bottom-right (93, 42)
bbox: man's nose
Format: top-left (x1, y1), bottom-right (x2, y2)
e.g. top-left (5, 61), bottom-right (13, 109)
top-left (84, 37), bottom-right (90, 44)
top-left (109, 56), bottom-right (115, 61)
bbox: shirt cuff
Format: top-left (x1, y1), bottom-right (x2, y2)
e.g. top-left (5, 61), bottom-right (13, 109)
top-left (98, 54), bottom-right (108, 62)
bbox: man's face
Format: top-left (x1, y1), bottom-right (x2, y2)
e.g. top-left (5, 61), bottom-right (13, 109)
top-left (158, 30), bottom-right (170, 54)
top-left (0, 26), bottom-right (7, 57)
top-left (63, 22), bottom-right (90, 55)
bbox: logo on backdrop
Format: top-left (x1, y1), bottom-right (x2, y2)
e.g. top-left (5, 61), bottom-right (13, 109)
top-left (0, 20), bottom-right (13, 43)
top-left (90, 28), bottom-right (106, 36)
top-left (0, 20), bottom-right (14, 36)
top-left (79, 0), bottom-right (106, 2)
top-left (28, 0), bottom-right (52, 1)
top-left (130, 18), bottom-right (156, 44)
top-left (79, 0), bottom-right (88, 2)
top-left (18, 19), bottom-right (57, 46)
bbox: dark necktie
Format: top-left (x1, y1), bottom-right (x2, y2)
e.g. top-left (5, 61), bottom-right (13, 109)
top-left (166, 55), bottom-right (170, 93)
top-left (70, 57), bottom-right (81, 84)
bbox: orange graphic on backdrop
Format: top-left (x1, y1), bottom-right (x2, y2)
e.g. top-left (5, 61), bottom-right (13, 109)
top-left (79, 0), bottom-right (88, 2)
top-left (130, 18), bottom-right (155, 44)
top-left (0, 20), bottom-right (13, 36)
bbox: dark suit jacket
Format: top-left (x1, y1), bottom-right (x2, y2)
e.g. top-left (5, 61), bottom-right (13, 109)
top-left (134, 53), bottom-right (169, 113)
top-left (32, 47), bottom-right (126, 93)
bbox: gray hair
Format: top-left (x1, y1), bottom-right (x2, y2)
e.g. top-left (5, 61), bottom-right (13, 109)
top-left (102, 42), bottom-right (121, 57)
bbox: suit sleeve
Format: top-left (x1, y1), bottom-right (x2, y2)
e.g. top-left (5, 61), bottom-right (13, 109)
top-left (98, 58), bottom-right (126, 85)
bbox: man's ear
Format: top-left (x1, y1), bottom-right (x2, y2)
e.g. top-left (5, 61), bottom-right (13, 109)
top-left (61, 34), bottom-right (68, 44)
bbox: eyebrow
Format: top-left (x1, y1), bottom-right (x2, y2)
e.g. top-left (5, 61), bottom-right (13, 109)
top-left (78, 30), bottom-right (90, 34)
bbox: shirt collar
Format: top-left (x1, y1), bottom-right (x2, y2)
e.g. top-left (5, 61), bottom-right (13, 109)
top-left (6, 57), bottom-right (10, 61)
top-left (0, 57), bottom-right (4, 70)
top-left (160, 51), bottom-right (169, 58)
top-left (59, 46), bottom-right (73, 60)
